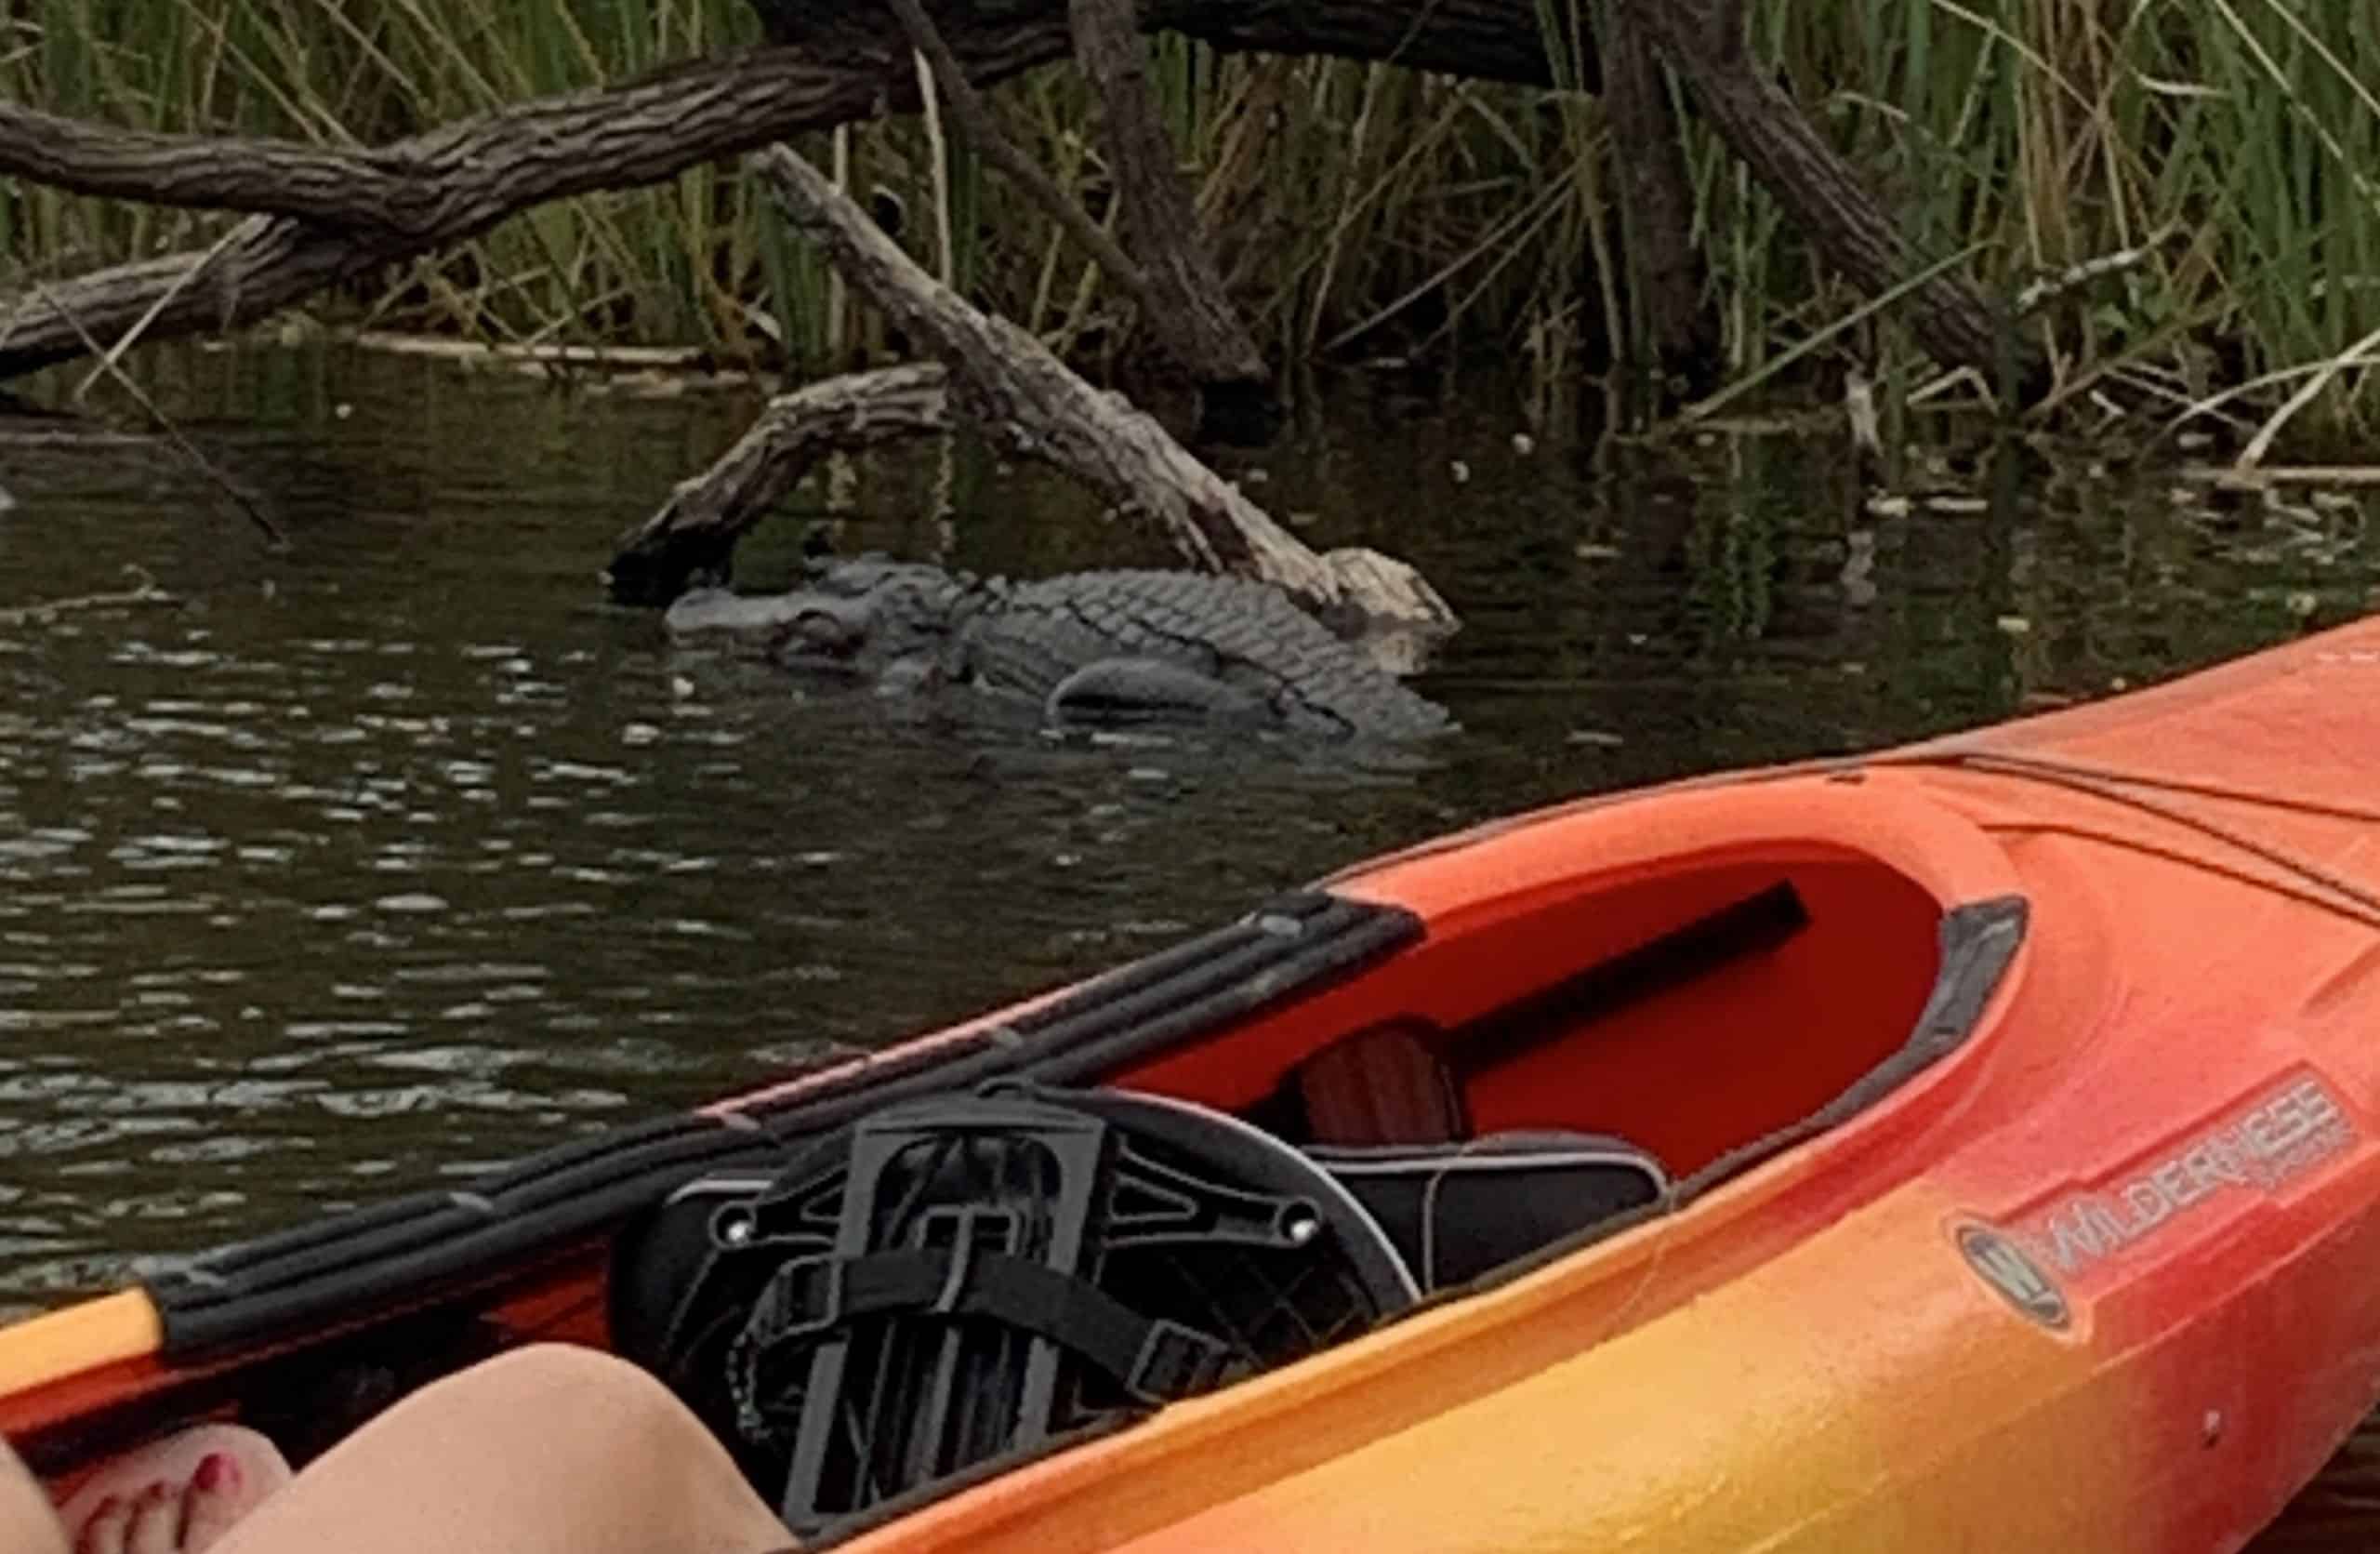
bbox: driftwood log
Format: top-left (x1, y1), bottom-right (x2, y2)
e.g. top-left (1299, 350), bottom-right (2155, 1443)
top-left (613, 143), bottom-right (1452, 632)
top-left (0, 0), bottom-right (2037, 393)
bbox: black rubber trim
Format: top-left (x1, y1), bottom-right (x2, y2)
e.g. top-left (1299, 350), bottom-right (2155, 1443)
top-left (145, 891), bottom-right (1421, 1359)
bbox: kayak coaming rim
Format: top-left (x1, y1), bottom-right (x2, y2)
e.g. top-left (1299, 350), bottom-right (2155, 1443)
top-left (816, 784), bottom-right (2043, 1548)
top-left (828, 828), bottom-right (2043, 1551)
top-left (1328, 766), bottom-right (2029, 931)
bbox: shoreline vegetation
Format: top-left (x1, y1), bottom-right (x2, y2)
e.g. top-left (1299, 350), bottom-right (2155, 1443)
top-left (1, 0), bottom-right (2375, 454)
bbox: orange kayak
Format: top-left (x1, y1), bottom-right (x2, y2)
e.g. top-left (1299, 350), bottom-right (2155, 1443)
top-left (10, 615), bottom-right (2380, 1551)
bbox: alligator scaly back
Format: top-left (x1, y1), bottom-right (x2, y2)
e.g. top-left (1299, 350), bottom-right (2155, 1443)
top-left (960, 569), bottom-right (1455, 739)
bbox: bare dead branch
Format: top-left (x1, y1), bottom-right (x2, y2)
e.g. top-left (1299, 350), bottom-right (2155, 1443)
top-left (0, 102), bottom-right (431, 234)
top-left (606, 364), bottom-right (954, 604)
top-left (28, 280), bottom-right (286, 547)
top-left (1598, 0), bottom-right (1715, 381)
top-left (751, 141), bottom-right (1450, 629)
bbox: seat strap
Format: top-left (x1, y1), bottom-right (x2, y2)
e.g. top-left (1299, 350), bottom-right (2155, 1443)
top-left (741, 1242), bottom-right (1231, 1404)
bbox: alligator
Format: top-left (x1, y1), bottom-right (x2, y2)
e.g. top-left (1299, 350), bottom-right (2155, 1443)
top-left (665, 559), bottom-right (1456, 740)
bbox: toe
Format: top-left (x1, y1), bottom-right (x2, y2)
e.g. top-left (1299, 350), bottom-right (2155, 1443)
top-left (178, 1457), bottom-right (245, 1554)
top-left (73, 1493), bottom-right (130, 1554)
top-left (122, 1483), bottom-right (180, 1554)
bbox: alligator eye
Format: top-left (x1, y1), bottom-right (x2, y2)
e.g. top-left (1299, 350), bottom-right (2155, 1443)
top-left (787, 607), bottom-right (860, 656)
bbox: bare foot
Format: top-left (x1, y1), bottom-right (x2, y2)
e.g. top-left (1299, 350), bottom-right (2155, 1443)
top-left (60, 1427), bottom-right (288, 1554)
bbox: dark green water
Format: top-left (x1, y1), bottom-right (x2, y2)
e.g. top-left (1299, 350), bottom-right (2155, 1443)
top-left (2, 344), bottom-right (2376, 1536)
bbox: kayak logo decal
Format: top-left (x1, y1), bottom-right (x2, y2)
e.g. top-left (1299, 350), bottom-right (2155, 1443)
top-left (2018, 1075), bottom-right (2356, 1280)
top-left (1957, 1224), bottom-right (2069, 1330)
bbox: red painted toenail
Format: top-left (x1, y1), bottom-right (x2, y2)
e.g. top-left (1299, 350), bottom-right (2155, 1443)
top-left (193, 1453), bottom-right (239, 1492)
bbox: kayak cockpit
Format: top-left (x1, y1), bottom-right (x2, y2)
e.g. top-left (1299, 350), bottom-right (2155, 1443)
top-left (1246, 856), bottom-right (1953, 1175)
top-left (1121, 825), bottom-right (2023, 1197)
top-left (604, 824), bottom-right (2026, 1541)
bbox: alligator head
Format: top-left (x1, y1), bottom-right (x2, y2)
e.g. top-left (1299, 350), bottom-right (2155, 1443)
top-left (664, 556), bottom-right (974, 671)
top-left (774, 557), bottom-right (975, 663)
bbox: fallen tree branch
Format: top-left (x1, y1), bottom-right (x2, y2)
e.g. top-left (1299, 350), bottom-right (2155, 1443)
top-left (1618, 0), bottom-right (2044, 392)
top-left (0, 0), bottom-right (2035, 397)
top-left (742, 141), bottom-right (1451, 629)
top-left (1065, 0), bottom-right (1267, 393)
top-left (0, 50), bottom-right (888, 377)
top-left (0, 3), bottom-right (1559, 382)
top-left (1597, 0), bottom-right (1714, 383)
top-left (0, 102), bottom-right (434, 236)
top-left (606, 363), bottom-right (954, 604)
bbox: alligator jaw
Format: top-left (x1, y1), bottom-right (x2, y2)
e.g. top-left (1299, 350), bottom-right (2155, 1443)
top-left (665, 587), bottom-right (880, 663)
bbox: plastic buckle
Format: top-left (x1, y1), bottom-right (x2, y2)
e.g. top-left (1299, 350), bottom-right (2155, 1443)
top-left (1124, 1318), bottom-right (1227, 1404)
top-left (765, 1256), bottom-right (849, 1342)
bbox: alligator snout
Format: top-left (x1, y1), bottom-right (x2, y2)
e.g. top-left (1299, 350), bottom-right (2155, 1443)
top-left (665, 587), bottom-right (879, 661)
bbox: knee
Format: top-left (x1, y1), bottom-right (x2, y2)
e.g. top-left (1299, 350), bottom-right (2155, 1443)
top-left (439, 1343), bottom-right (697, 1444)
top-left (465, 1341), bottom-right (658, 1394)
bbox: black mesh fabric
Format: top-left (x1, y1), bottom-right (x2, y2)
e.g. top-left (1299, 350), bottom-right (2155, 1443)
top-left (1311, 1132), bottom-right (1670, 1290)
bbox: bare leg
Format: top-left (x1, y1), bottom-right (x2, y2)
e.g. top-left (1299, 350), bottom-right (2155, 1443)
top-left (4, 1435), bottom-right (70, 1554)
top-left (210, 1345), bottom-right (791, 1554)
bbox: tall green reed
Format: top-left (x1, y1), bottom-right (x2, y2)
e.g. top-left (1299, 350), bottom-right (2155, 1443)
top-left (3, 0), bottom-right (2376, 437)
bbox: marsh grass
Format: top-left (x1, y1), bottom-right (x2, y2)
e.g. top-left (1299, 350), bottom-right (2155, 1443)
top-left (4, 0), bottom-right (2377, 437)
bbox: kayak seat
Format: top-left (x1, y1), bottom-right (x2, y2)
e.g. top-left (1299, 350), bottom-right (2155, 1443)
top-left (1310, 1131), bottom-right (1670, 1291)
top-left (606, 1084), bottom-right (1421, 1540)
top-left (1292, 1022), bottom-right (1467, 1146)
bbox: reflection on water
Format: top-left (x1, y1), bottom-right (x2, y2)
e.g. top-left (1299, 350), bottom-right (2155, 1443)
top-left (1, 344), bottom-right (2375, 1534)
